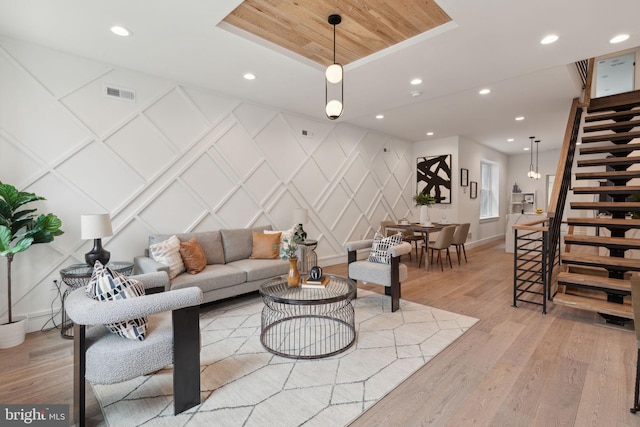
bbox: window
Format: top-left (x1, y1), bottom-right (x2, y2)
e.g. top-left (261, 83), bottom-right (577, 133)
top-left (480, 160), bottom-right (499, 219)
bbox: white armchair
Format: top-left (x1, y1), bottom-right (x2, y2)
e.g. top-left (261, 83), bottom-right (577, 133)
top-left (64, 272), bottom-right (203, 426)
top-left (345, 238), bottom-right (412, 312)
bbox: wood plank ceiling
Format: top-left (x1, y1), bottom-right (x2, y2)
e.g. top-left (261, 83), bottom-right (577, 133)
top-left (223, 0), bottom-right (451, 66)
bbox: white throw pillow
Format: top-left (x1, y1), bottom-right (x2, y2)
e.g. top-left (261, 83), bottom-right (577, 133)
top-left (265, 226), bottom-right (296, 259)
top-left (149, 235), bottom-right (186, 279)
top-left (368, 231), bottom-right (403, 264)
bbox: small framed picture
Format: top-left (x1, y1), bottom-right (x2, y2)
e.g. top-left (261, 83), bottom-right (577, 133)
top-left (460, 168), bottom-right (469, 187)
top-left (470, 181), bottom-right (477, 199)
top-left (524, 194), bottom-right (534, 203)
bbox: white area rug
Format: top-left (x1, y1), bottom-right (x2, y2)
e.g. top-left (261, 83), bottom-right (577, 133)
top-left (92, 290), bottom-right (478, 426)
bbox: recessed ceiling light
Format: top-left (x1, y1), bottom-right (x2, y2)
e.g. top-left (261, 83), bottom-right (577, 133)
top-left (507, 138), bottom-right (514, 142)
top-left (479, 88), bottom-right (491, 95)
top-left (411, 91), bottom-right (422, 97)
top-left (515, 116), bottom-right (525, 121)
top-left (410, 78), bottom-right (422, 85)
top-left (376, 114), bottom-right (384, 119)
top-left (426, 131), bottom-right (434, 136)
top-left (110, 26), bottom-right (131, 37)
top-left (243, 73), bottom-right (256, 80)
top-left (523, 147), bottom-right (530, 151)
top-left (610, 34), bottom-right (630, 44)
top-left (540, 34), bottom-right (558, 44)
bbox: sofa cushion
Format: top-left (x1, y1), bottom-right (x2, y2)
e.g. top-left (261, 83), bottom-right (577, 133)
top-left (221, 225), bottom-right (272, 263)
top-left (179, 237), bottom-right (207, 274)
top-left (226, 258), bottom-right (289, 282)
top-left (250, 231), bottom-right (281, 259)
top-left (150, 231), bottom-right (224, 265)
top-left (149, 235), bottom-right (186, 279)
top-left (169, 264), bottom-right (247, 293)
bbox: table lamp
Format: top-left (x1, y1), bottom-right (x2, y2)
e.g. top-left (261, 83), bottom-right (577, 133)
top-left (81, 214), bottom-right (113, 266)
top-left (293, 208), bottom-right (308, 242)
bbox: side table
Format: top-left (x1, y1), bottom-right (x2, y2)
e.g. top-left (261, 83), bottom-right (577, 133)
top-left (59, 261), bottom-right (134, 339)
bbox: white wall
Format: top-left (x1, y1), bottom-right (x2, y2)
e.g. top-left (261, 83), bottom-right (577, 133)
top-left (507, 149), bottom-right (561, 213)
top-left (0, 37), bottom-right (416, 331)
top-left (413, 135), bottom-right (508, 247)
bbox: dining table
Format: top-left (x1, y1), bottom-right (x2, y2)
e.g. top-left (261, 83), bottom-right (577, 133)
top-left (388, 222), bottom-right (456, 268)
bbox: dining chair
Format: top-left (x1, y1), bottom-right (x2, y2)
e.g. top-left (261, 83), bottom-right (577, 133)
top-left (631, 274), bottom-right (640, 414)
top-left (450, 223), bottom-right (471, 264)
top-left (422, 225), bottom-right (456, 271)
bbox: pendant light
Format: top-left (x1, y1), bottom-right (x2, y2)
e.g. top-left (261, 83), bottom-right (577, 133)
top-left (534, 139), bottom-right (541, 179)
top-left (325, 14), bottom-right (343, 120)
top-left (527, 136), bottom-right (536, 178)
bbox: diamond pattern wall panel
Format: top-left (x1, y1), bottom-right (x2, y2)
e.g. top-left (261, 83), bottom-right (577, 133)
top-left (0, 38), bottom-right (415, 331)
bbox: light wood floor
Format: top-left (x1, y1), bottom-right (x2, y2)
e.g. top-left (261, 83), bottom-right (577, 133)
top-left (1, 240), bottom-right (637, 426)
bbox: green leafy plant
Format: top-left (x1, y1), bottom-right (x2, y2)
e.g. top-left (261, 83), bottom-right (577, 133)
top-left (0, 182), bottom-right (63, 324)
top-left (277, 234), bottom-right (305, 261)
top-left (412, 192), bottom-right (436, 206)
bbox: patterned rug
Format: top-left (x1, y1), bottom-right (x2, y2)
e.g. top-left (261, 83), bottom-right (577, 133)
top-left (92, 290), bottom-right (478, 426)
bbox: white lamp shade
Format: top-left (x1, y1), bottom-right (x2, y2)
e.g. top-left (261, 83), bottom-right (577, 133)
top-left (325, 63), bottom-right (343, 84)
top-left (81, 214), bottom-right (113, 239)
top-left (293, 208), bottom-right (308, 225)
top-left (325, 100), bottom-right (343, 119)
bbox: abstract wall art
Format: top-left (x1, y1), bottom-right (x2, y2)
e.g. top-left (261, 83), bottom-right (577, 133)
top-left (416, 154), bottom-right (452, 204)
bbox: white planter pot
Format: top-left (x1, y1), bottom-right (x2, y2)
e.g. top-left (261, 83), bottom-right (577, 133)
top-left (419, 205), bottom-right (432, 226)
top-left (0, 316), bottom-right (28, 349)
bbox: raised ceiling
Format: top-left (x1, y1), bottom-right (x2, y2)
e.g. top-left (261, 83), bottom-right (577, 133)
top-left (223, 0), bottom-right (451, 66)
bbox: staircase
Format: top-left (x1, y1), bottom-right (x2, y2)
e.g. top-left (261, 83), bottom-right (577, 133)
top-left (553, 90), bottom-right (640, 321)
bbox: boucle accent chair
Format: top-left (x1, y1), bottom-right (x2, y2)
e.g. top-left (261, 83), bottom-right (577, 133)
top-left (345, 238), bottom-right (412, 312)
top-left (64, 272), bottom-right (203, 426)
top-left (631, 274), bottom-right (640, 414)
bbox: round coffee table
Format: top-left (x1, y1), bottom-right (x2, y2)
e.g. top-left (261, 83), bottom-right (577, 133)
top-left (259, 274), bottom-right (356, 359)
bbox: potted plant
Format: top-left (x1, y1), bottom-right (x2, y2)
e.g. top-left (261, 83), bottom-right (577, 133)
top-left (0, 182), bottom-right (63, 348)
top-left (279, 235), bottom-right (303, 287)
top-left (413, 192), bottom-right (436, 226)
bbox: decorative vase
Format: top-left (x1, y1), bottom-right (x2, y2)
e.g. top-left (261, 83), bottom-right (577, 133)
top-left (419, 205), bottom-right (432, 226)
top-left (287, 258), bottom-right (300, 287)
top-left (0, 315), bottom-right (27, 349)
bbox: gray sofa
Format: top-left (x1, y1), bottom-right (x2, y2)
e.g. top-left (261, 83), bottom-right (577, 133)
top-left (134, 225), bottom-right (289, 304)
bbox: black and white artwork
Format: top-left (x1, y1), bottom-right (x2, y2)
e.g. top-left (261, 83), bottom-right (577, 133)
top-left (416, 154), bottom-right (452, 204)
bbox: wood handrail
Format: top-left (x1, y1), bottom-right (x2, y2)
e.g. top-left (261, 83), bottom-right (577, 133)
top-left (547, 97), bottom-right (581, 216)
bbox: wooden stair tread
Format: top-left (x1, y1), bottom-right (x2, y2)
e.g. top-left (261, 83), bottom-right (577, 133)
top-left (563, 234), bottom-right (640, 249)
top-left (566, 217), bottom-right (640, 228)
top-left (557, 271), bottom-right (631, 292)
top-left (575, 170), bottom-right (640, 180)
top-left (581, 130), bottom-right (640, 144)
top-left (561, 252), bottom-right (640, 271)
top-left (572, 185), bottom-right (640, 194)
top-left (577, 156), bottom-right (640, 167)
top-left (583, 119), bottom-right (640, 133)
top-left (585, 109), bottom-right (640, 123)
top-left (579, 144), bottom-right (640, 155)
top-left (587, 90), bottom-right (640, 113)
top-left (569, 201), bottom-right (640, 211)
top-left (552, 293), bottom-right (633, 319)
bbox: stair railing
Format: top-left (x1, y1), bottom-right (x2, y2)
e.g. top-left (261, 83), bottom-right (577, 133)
top-left (513, 96), bottom-right (584, 312)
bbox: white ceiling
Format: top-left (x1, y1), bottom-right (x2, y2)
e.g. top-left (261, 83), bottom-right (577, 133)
top-left (0, 0), bottom-right (638, 155)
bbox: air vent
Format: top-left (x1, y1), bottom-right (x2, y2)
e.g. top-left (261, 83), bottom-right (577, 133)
top-left (103, 84), bottom-right (136, 102)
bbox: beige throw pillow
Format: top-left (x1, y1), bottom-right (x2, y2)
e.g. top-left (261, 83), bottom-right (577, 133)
top-left (149, 235), bottom-right (186, 279)
top-left (250, 231), bottom-right (281, 259)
